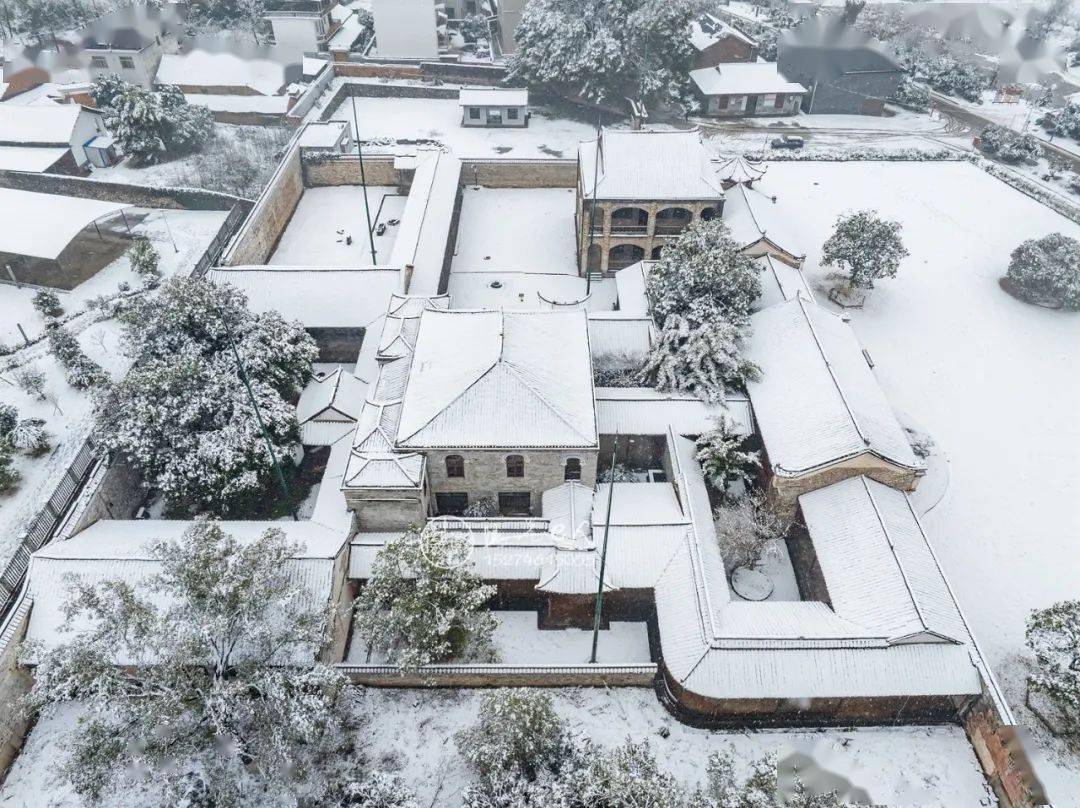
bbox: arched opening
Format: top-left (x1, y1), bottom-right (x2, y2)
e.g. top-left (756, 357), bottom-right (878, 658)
top-left (609, 207), bottom-right (649, 233)
top-left (654, 207), bottom-right (692, 235)
top-left (650, 245), bottom-right (664, 260)
top-left (700, 206), bottom-right (719, 222)
top-left (506, 454), bottom-right (525, 478)
top-left (608, 244), bottom-right (645, 271)
top-left (586, 243), bottom-right (603, 273)
top-left (564, 457), bottom-right (582, 481)
top-left (445, 454), bottom-right (464, 478)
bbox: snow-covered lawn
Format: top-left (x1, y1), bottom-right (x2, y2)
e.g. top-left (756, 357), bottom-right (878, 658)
top-left (334, 94), bottom-right (605, 159)
top-left (3, 689), bottom-right (994, 807)
top-left (451, 186), bottom-right (579, 274)
top-left (0, 210), bottom-right (228, 569)
top-left (270, 186), bottom-right (404, 266)
top-left (760, 159), bottom-right (1080, 802)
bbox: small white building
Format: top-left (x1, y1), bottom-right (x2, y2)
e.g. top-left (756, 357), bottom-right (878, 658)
top-left (264, 0), bottom-right (339, 54)
top-left (459, 87), bottom-right (528, 127)
top-left (690, 62), bottom-right (807, 117)
top-left (0, 105), bottom-right (108, 170)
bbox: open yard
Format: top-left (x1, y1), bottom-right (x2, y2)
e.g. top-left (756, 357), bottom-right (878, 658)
top-left (269, 186), bottom-right (405, 266)
top-left (761, 159), bottom-right (1080, 801)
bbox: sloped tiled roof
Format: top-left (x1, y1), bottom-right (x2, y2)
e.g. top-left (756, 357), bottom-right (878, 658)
top-left (578, 129), bottom-right (724, 202)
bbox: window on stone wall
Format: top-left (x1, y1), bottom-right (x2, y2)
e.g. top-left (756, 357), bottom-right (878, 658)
top-left (564, 458), bottom-right (582, 481)
top-left (446, 454), bottom-right (465, 478)
top-left (119, 56), bottom-right (135, 70)
top-left (436, 492), bottom-right (469, 516)
top-left (506, 454), bottom-right (524, 478)
top-left (499, 491), bottom-right (531, 516)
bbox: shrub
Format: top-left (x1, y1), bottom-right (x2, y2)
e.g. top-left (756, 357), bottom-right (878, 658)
top-left (1026, 601), bottom-right (1080, 747)
top-left (463, 497), bottom-right (498, 518)
top-left (979, 124), bottom-right (1040, 164)
top-left (47, 324), bottom-right (107, 390)
top-left (713, 492), bottom-right (785, 574)
top-left (592, 351), bottom-right (644, 388)
top-left (9, 418), bottom-right (50, 457)
top-left (14, 367), bottom-right (47, 400)
top-left (128, 236), bottom-right (161, 287)
top-left (1005, 233), bottom-right (1080, 310)
top-left (31, 289), bottom-right (63, 318)
top-left (0, 445), bottom-right (19, 495)
top-left (890, 76), bottom-right (929, 111)
top-left (0, 403), bottom-right (17, 438)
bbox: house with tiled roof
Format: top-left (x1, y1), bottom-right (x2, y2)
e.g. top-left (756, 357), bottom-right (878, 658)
top-left (689, 14), bottom-right (759, 68)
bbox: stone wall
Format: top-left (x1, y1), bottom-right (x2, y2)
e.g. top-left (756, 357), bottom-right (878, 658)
top-left (425, 449), bottom-right (599, 517)
top-left (0, 169), bottom-right (249, 211)
top-left (460, 159), bottom-right (577, 188)
top-left (222, 144), bottom-right (304, 266)
top-left (63, 457), bottom-right (146, 538)
top-left (961, 693), bottom-right (1036, 808)
top-left (767, 452), bottom-right (921, 520)
top-left (0, 601), bottom-right (32, 776)
top-left (301, 153), bottom-right (399, 187)
top-left (347, 492), bottom-right (428, 531)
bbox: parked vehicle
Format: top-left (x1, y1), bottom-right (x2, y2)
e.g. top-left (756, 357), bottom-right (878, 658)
top-left (770, 134), bottom-right (805, 149)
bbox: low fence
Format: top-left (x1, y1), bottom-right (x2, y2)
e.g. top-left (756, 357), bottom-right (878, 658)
top-left (192, 204), bottom-right (248, 276)
top-left (0, 440), bottom-right (101, 621)
top-left (335, 662), bottom-right (658, 688)
top-left (0, 169), bottom-right (249, 211)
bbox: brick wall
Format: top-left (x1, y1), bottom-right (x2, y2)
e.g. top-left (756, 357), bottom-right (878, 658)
top-left (0, 170), bottom-right (249, 211)
top-left (222, 144), bottom-right (304, 265)
top-left (460, 159), bottom-right (577, 188)
top-left (301, 153), bottom-right (399, 187)
top-left (425, 449), bottom-right (598, 516)
top-left (0, 602), bottom-right (32, 776)
top-left (962, 695), bottom-right (1035, 808)
top-left (767, 453), bottom-right (920, 520)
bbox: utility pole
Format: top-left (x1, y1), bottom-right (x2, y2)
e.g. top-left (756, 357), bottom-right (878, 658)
top-left (585, 109), bottom-right (602, 296)
top-left (589, 434), bottom-right (619, 664)
top-left (214, 300), bottom-right (298, 521)
top-left (350, 95), bottom-right (379, 265)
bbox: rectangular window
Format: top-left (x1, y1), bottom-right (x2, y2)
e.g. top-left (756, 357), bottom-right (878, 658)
top-left (436, 492), bottom-right (469, 516)
top-left (469, 108), bottom-right (481, 120)
top-left (90, 55), bottom-right (108, 69)
top-left (119, 56), bottom-right (135, 70)
top-left (507, 108), bottom-right (519, 120)
top-left (774, 93), bottom-right (785, 109)
top-left (499, 492), bottom-right (532, 517)
top-left (715, 95), bottom-right (728, 110)
top-left (761, 94), bottom-right (776, 108)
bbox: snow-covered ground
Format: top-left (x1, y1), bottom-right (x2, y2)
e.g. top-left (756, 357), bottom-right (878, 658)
top-left (331, 93), bottom-right (607, 159)
top-left (450, 186), bottom-right (579, 274)
top-left (3, 689), bottom-right (994, 807)
top-left (269, 186), bottom-right (404, 266)
top-left (0, 210), bottom-right (228, 570)
top-left (760, 159), bottom-right (1080, 802)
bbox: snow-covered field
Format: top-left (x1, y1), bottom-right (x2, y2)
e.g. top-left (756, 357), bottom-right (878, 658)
top-left (450, 186), bottom-right (579, 274)
top-left (760, 159), bottom-right (1080, 801)
top-left (269, 186), bottom-right (404, 266)
top-left (0, 210), bottom-right (228, 570)
top-left (3, 688), bottom-right (994, 807)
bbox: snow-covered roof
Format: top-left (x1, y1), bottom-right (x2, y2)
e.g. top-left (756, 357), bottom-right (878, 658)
top-left (206, 267), bottom-right (401, 330)
top-left (753, 254), bottom-right (813, 311)
top-left (799, 476), bottom-right (972, 645)
top-left (303, 56), bottom-right (331, 78)
top-left (689, 14), bottom-right (757, 52)
top-left (612, 260), bottom-right (652, 316)
top-left (23, 518), bottom-right (348, 664)
top-left (593, 387), bottom-right (753, 437)
top-left (592, 483), bottom-right (689, 527)
top-left (691, 63), bottom-right (807, 97)
top-left (542, 482), bottom-right (593, 543)
top-left (298, 120), bottom-right (349, 148)
top-left (328, 10), bottom-right (370, 53)
top-left (0, 104), bottom-right (83, 145)
top-left (0, 188), bottom-right (129, 261)
top-left (745, 295), bottom-right (920, 477)
top-left (298, 368), bottom-right (367, 424)
top-left (389, 150), bottom-right (461, 295)
top-left (721, 180), bottom-right (804, 263)
top-left (156, 50), bottom-right (291, 95)
top-left (0, 145), bottom-right (68, 172)
top-left (578, 129), bottom-right (724, 202)
top-left (396, 309), bottom-right (597, 449)
top-left (716, 154), bottom-right (766, 186)
top-left (184, 94), bottom-right (290, 114)
top-left (458, 87), bottom-right (528, 107)
top-left (586, 314), bottom-right (653, 360)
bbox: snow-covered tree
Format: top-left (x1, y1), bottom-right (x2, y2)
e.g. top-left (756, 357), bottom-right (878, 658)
top-left (31, 289), bottom-right (62, 319)
top-left (598, 461), bottom-right (638, 483)
top-left (642, 305), bottom-right (760, 400)
top-left (128, 235), bottom-right (161, 288)
top-left (822, 210), bottom-right (908, 292)
top-left (90, 73), bottom-right (126, 111)
top-left (159, 84), bottom-right (215, 153)
top-left (23, 521), bottom-right (351, 805)
top-left (46, 323), bottom-right (107, 389)
top-left (100, 81), bottom-right (214, 165)
top-left (456, 689), bottom-right (574, 788)
top-left (889, 76), bottom-right (929, 111)
top-left (713, 492), bottom-right (784, 575)
top-left (8, 418), bottom-right (50, 457)
top-left (592, 351), bottom-right (644, 388)
top-left (577, 738), bottom-right (685, 806)
top-left (1047, 103), bottom-right (1080, 141)
top-left (95, 277), bottom-right (317, 514)
top-left (647, 219), bottom-right (761, 328)
top-left (0, 444), bottom-right (17, 494)
top-left (0, 403), bottom-right (16, 439)
top-left (979, 124), bottom-right (1040, 164)
top-left (327, 771), bottom-right (420, 808)
top-left (463, 496), bottom-right (499, 517)
top-left (1006, 232), bottom-right (1080, 310)
top-left (354, 524), bottom-right (497, 669)
top-left (9, 0), bottom-right (90, 42)
top-left (460, 12), bottom-right (490, 43)
top-left (509, 0), bottom-right (706, 106)
top-left (695, 413), bottom-right (760, 494)
top-left (1027, 0), bottom-right (1073, 42)
top-left (1026, 601), bottom-right (1080, 746)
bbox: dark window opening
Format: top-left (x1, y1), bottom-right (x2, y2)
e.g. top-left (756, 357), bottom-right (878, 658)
top-left (499, 491), bottom-right (532, 516)
top-left (507, 108), bottom-right (519, 120)
top-left (506, 454), bottom-right (524, 478)
top-left (436, 492), bottom-right (469, 516)
top-left (564, 458), bottom-right (582, 481)
top-left (469, 108), bottom-right (481, 119)
top-left (446, 454), bottom-right (465, 478)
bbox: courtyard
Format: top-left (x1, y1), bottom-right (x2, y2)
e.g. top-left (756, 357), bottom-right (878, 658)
top-left (761, 159), bottom-right (1080, 801)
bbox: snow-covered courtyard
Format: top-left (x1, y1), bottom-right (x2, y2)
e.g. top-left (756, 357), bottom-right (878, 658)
top-left (760, 159), bottom-right (1080, 801)
top-left (1, 688), bottom-right (995, 807)
top-left (269, 186), bottom-right (405, 266)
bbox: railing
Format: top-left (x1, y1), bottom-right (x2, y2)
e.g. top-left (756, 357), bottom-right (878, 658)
top-left (335, 662), bottom-right (658, 687)
top-left (653, 225), bottom-right (690, 236)
top-left (0, 439), bottom-right (101, 621)
top-left (609, 225), bottom-right (648, 235)
top-left (192, 204), bottom-right (247, 277)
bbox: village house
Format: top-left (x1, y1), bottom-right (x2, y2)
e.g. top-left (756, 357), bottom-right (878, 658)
top-left (575, 129), bottom-right (725, 275)
top-left (80, 3), bottom-right (186, 89)
top-left (459, 87), bottom-right (529, 127)
top-left (689, 14), bottom-right (759, 69)
top-left (690, 63), bottom-right (807, 118)
top-left (0, 104), bottom-right (108, 173)
top-left (155, 41), bottom-right (300, 96)
top-left (264, 0), bottom-right (343, 53)
top-left (371, 0), bottom-right (440, 58)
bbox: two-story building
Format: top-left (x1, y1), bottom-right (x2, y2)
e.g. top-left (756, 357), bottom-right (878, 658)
top-left (80, 3), bottom-right (185, 89)
top-left (575, 129), bottom-right (725, 275)
top-left (264, 0), bottom-right (342, 53)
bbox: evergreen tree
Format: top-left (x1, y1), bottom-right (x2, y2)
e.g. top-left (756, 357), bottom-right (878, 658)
top-left (1005, 232), bottom-right (1080, 310)
top-left (355, 525), bottom-right (497, 669)
top-left (128, 235), bottom-right (161, 288)
top-left (101, 81), bottom-right (214, 165)
top-left (328, 771), bottom-right (420, 808)
top-left (90, 73), bottom-right (127, 111)
top-left (8, 418), bottom-right (50, 457)
top-left (0, 444), bottom-right (18, 494)
top-left (24, 522), bottom-right (351, 805)
top-left (31, 289), bottom-right (63, 319)
top-left (695, 413), bottom-right (760, 494)
top-left (822, 210), bottom-right (908, 292)
top-left (46, 323), bottom-right (107, 389)
top-left (1026, 601), bottom-right (1080, 746)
